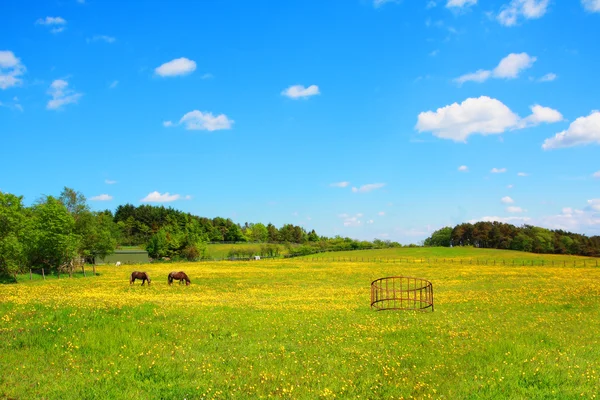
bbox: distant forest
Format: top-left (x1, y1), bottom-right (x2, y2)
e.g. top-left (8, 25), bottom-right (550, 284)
top-left (424, 222), bottom-right (600, 257)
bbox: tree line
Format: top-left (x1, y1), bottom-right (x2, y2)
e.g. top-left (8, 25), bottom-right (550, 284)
top-left (0, 188), bottom-right (404, 276)
top-left (424, 221), bottom-right (600, 257)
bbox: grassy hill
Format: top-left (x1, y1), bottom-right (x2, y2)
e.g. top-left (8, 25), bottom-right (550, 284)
top-left (296, 246), bottom-right (599, 264)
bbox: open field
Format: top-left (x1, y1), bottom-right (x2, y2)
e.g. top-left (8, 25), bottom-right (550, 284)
top-left (2, 251), bottom-right (600, 399)
top-left (205, 243), bottom-right (289, 259)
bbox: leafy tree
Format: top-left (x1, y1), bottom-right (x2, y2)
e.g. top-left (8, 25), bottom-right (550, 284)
top-left (267, 223), bottom-right (280, 242)
top-left (250, 223), bottom-right (268, 242)
top-left (146, 229), bottom-right (168, 259)
top-left (424, 227), bottom-right (453, 247)
top-left (0, 192), bottom-right (29, 277)
top-left (30, 196), bottom-right (79, 273)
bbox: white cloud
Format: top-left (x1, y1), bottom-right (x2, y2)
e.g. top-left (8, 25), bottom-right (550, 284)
top-left (491, 168), bottom-right (507, 173)
top-left (281, 84), bottom-right (320, 99)
top-left (517, 172), bottom-right (529, 176)
top-left (175, 110), bottom-right (233, 131)
top-left (588, 199), bottom-right (600, 211)
top-left (109, 80), bottom-right (118, 89)
top-left (520, 104), bottom-right (563, 127)
top-left (447, 0), bottom-right (477, 8)
top-left (497, 0), bottom-right (549, 26)
top-left (36, 17), bottom-right (67, 33)
top-left (46, 79), bottom-right (82, 110)
top-left (539, 73), bottom-right (557, 82)
top-left (417, 97), bottom-right (518, 141)
top-left (593, 171), bottom-right (600, 179)
top-left (339, 213), bottom-right (363, 227)
top-left (36, 16), bottom-right (67, 26)
top-left (458, 165), bottom-right (469, 172)
top-left (469, 216), bottom-right (531, 224)
top-left (367, 219), bottom-right (375, 224)
top-left (351, 183), bottom-right (386, 193)
top-left (105, 179), bottom-right (117, 184)
top-left (184, 195), bottom-right (192, 200)
top-left (155, 57), bottom-right (196, 77)
top-left (492, 53), bottom-right (537, 78)
top-left (427, 1), bottom-right (437, 8)
top-left (201, 73), bottom-right (214, 80)
top-left (582, 0), bottom-right (600, 12)
top-left (88, 35), bottom-right (116, 44)
top-left (90, 194), bottom-right (113, 201)
top-left (539, 204), bottom-right (600, 233)
top-left (416, 96), bottom-right (562, 142)
top-left (378, 211), bottom-right (385, 216)
top-left (454, 53), bottom-right (535, 84)
top-left (454, 69), bottom-right (492, 85)
top-left (163, 120), bottom-right (174, 127)
top-left (0, 51), bottom-right (26, 90)
top-left (429, 50), bottom-right (439, 57)
top-left (141, 191), bottom-right (181, 203)
top-left (542, 111), bottom-right (600, 150)
top-left (501, 196), bottom-right (514, 204)
top-left (373, 0), bottom-right (401, 7)
top-left (507, 184), bottom-right (514, 188)
top-left (507, 206), bottom-right (525, 213)
top-left (330, 181), bottom-right (350, 188)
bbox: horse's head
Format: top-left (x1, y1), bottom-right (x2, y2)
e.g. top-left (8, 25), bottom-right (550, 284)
top-left (146, 274), bottom-right (151, 284)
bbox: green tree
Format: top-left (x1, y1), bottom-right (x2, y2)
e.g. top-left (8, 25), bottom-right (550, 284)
top-left (146, 229), bottom-right (168, 259)
top-left (30, 196), bottom-right (80, 273)
top-left (424, 227), bottom-right (453, 247)
top-left (250, 223), bottom-right (268, 242)
top-left (0, 192), bottom-right (29, 277)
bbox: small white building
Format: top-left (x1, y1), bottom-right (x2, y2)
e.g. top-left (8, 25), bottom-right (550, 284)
top-left (254, 256), bottom-right (261, 260)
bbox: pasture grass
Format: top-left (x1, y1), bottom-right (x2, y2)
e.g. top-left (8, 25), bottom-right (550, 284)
top-left (1, 252), bottom-right (600, 399)
top-left (205, 243), bottom-right (292, 259)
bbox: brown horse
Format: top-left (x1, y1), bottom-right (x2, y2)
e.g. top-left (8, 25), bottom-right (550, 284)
top-left (168, 271), bottom-right (190, 286)
top-left (130, 271), bottom-right (151, 285)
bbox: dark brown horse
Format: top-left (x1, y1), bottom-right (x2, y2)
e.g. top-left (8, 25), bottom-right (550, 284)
top-left (168, 271), bottom-right (190, 286)
top-left (130, 271), bottom-right (151, 285)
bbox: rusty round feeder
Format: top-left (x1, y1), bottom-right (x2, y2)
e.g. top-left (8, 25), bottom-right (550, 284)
top-left (370, 276), bottom-right (434, 312)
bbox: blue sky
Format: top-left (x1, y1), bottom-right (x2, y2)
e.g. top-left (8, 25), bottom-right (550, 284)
top-left (1, 0), bottom-right (599, 243)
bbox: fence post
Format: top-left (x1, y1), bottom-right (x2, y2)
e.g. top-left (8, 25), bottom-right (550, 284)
top-left (42, 268), bottom-right (45, 280)
top-left (82, 264), bottom-right (86, 277)
top-left (30, 269), bottom-right (32, 280)
top-left (93, 264), bottom-right (96, 276)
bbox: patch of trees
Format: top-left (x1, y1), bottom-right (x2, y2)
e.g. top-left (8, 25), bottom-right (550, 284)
top-left (425, 221), bottom-right (600, 257)
top-left (0, 188), bottom-right (117, 278)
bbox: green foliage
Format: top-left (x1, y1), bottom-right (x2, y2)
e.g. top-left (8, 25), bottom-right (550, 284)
top-left (30, 196), bottom-right (80, 272)
top-left (0, 193), bottom-right (29, 276)
top-left (424, 227), bottom-right (453, 247)
top-left (435, 221), bottom-right (600, 257)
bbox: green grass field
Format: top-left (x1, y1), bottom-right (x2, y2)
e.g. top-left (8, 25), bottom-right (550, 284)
top-left (1, 248), bottom-right (600, 399)
top-left (299, 246), bottom-right (599, 265)
top-left (205, 243), bottom-right (292, 259)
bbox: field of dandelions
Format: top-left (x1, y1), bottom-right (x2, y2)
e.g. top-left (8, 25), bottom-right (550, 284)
top-left (1, 251), bottom-right (600, 399)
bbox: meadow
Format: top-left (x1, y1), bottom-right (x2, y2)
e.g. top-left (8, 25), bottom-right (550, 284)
top-left (1, 248), bottom-right (600, 399)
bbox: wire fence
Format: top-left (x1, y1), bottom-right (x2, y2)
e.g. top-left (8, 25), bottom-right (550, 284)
top-left (299, 256), bottom-right (600, 267)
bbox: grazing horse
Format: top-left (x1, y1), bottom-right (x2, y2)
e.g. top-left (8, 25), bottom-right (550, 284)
top-left (168, 271), bottom-right (191, 286)
top-left (130, 271), bottom-right (151, 285)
